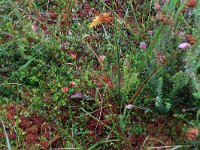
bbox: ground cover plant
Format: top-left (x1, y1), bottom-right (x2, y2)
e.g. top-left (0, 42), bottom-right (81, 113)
top-left (0, 0), bottom-right (200, 149)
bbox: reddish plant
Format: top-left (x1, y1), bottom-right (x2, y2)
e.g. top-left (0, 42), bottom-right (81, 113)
top-left (31, 114), bottom-right (44, 126)
top-left (40, 141), bottom-right (49, 149)
top-left (186, 34), bottom-right (197, 45)
top-left (70, 81), bottom-right (76, 87)
top-left (19, 119), bottom-right (32, 130)
top-left (187, 0), bottom-right (197, 8)
top-left (25, 134), bottom-right (39, 144)
top-left (186, 128), bottom-right (198, 140)
top-left (8, 132), bottom-right (16, 140)
top-left (26, 127), bottom-right (39, 135)
top-left (61, 86), bottom-right (69, 93)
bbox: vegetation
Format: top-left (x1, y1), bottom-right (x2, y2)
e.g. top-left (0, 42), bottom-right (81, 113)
top-left (0, 0), bottom-right (199, 149)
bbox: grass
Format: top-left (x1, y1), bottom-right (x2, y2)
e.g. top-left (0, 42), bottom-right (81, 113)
top-left (0, 0), bottom-right (200, 149)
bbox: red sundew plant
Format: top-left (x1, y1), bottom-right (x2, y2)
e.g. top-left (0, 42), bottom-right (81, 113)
top-left (25, 134), bottom-right (39, 144)
top-left (186, 128), bottom-right (199, 140)
top-left (70, 81), bottom-right (76, 87)
top-left (61, 87), bottom-right (69, 93)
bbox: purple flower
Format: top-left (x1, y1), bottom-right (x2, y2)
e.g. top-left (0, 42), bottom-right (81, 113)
top-left (147, 31), bottom-right (153, 36)
top-left (178, 42), bottom-right (191, 49)
top-left (140, 42), bottom-right (147, 49)
top-left (126, 104), bottom-right (133, 109)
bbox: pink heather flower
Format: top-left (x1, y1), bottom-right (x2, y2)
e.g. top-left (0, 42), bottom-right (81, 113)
top-left (126, 104), bottom-right (133, 109)
top-left (140, 42), bottom-right (147, 49)
top-left (147, 31), bottom-right (153, 36)
top-left (61, 87), bottom-right (69, 93)
top-left (99, 55), bottom-right (106, 62)
top-left (178, 42), bottom-right (191, 49)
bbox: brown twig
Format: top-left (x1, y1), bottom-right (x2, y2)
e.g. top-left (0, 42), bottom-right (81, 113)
top-left (128, 63), bottom-right (163, 104)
